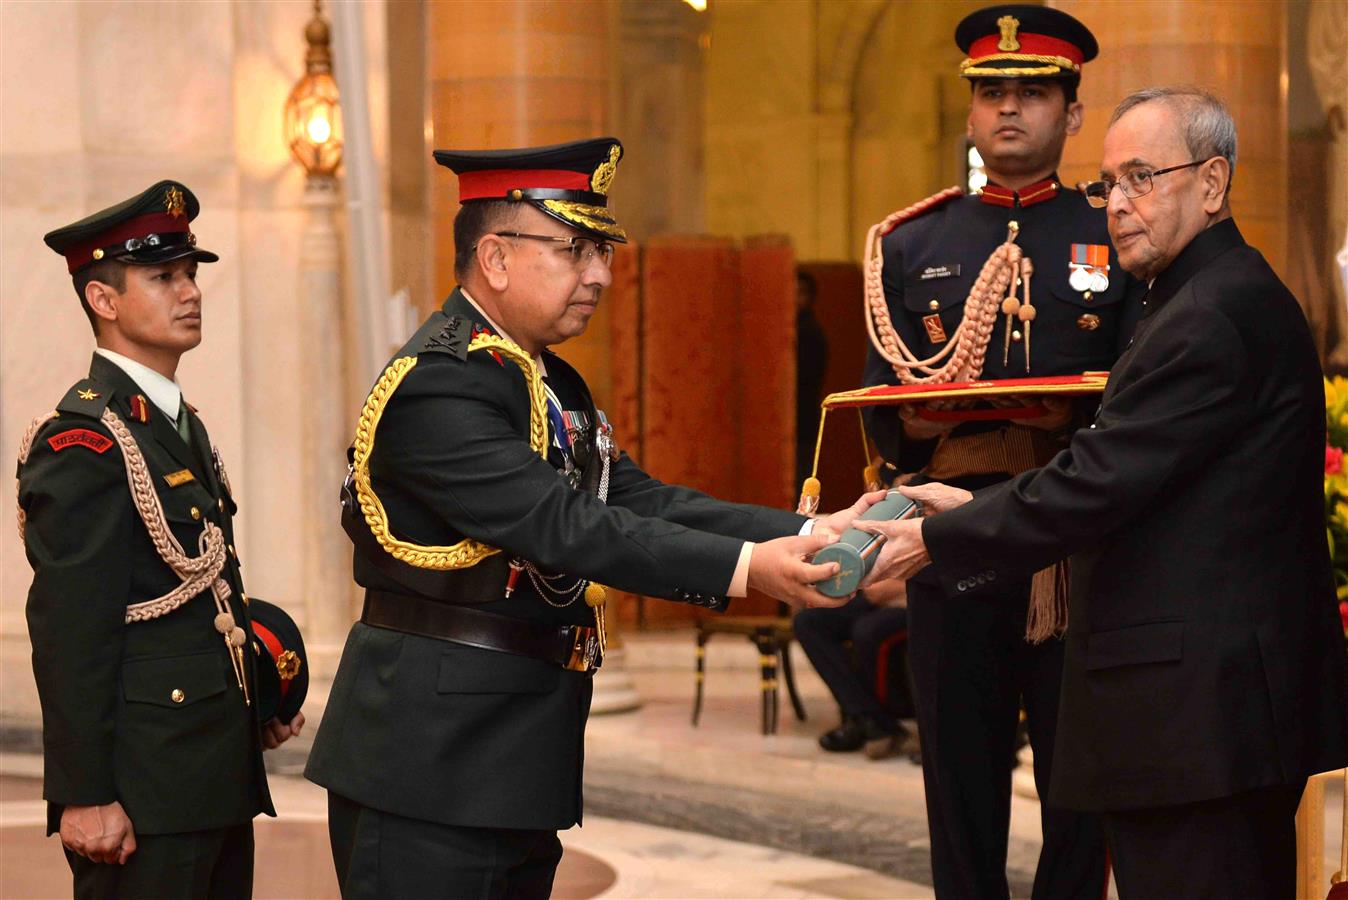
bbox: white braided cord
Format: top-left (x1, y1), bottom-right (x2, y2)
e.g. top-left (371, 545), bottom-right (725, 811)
top-left (15, 407), bottom-right (230, 624)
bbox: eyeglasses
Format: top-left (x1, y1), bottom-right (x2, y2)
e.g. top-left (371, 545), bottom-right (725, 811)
top-left (1079, 159), bottom-right (1211, 208)
top-left (492, 232), bottom-right (615, 269)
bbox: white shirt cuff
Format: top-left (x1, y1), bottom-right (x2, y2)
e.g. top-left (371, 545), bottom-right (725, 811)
top-left (728, 542), bottom-right (753, 597)
top-left (729, 518), bottom-right (815, 597)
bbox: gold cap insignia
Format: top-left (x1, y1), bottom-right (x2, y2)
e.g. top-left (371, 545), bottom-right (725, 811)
top-left (591, 144), bottom-right (621, 196)
top-left (165, 185), bottom-right (186, 218)
top-left (997, 15), bottom-right (1021, 52)
top-left (77, 388), bottom-right (100, 400)
top-left (92, 248), bottom-right (104, 261)
top-left (276, 649), bottom-right (302, 680)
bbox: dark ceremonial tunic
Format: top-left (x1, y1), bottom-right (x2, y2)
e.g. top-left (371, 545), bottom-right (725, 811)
top-left (305, 288), bottom-right (806, 833)
top-left (863, 181), bottom-right (1144, 470)
top-left (861, 182), bottom-right (1145, 900)
top-left (926, 218), bottom-right (1348, 805)
top-left (19, 354), bottom-right (273, 838)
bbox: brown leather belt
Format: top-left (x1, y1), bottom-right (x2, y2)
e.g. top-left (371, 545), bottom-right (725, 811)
top-left (361, 590), bottom-right (602, 673)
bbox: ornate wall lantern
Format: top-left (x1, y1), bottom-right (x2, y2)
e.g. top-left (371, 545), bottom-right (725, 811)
top-left (284, 0), bottom-right (343, 178)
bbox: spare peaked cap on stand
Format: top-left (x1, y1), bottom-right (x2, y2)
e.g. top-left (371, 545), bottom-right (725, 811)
top-left (43, 180), bottom-right (219, 274)
top-left (955, 4), bottom-right (1098, 80)
top-left (433, 137), bottom-right (627, 243)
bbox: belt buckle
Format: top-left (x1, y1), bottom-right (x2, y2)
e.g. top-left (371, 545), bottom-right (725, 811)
top-left (565, 627), bottom-right (601, 673)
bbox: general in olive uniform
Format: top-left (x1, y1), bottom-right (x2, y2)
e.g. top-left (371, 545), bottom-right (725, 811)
top-left (305, 139), bottom-right (871, 898)
top-left (860, 7), bottom-right (1146, 898)
top-left (20, 182), bottom-right (303, 899)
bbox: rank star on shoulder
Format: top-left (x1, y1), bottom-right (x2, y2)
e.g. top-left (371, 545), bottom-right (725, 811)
top-left (77, 388), bottom-right (100, 400)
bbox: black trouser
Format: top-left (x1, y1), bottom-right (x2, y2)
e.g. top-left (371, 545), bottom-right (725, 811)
top-left (1103, 782), bottom-right (1305, 900)
top-left (65, 822), bottom-right (253, 900)
top-left (327, 792), bottom-right (563, 900)
top-left (906, 576), bottom-right (1107, 900)
top-left (794, 594), bottom-right (910, 722)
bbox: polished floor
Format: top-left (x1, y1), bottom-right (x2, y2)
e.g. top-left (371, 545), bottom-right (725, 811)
top-left (1, 632), bottom-right (1342, 898)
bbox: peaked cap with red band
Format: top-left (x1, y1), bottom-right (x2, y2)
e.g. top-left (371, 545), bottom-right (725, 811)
top-left (43, 180), bottom-right (219, 275)
top-left (247, 597), bottom-right (308, 725)
top-left (956, 5), bottom-right (1098, 80)
top-left (433, 137), bottom-right (627, 243)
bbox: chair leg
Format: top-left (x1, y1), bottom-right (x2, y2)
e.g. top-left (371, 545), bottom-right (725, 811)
top-left (757, 631), bottom-right (780, 735)
top-left (779, 642), bottom-right (807, 722)
top-left (754, 634), bottom-right (772, 735)
top-left (692, 629), bottom-right (707, 726)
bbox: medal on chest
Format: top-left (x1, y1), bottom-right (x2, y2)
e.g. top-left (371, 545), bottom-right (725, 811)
top-left (1069, 243), bottom-right (1110, 295)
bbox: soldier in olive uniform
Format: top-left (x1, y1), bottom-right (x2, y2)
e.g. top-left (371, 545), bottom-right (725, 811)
top-left (860, 7), bottom-right (1147, 899)
top-left (305, 139), bottom-right (879, 898)
top-left (20, 182), bottom-right (304, 899)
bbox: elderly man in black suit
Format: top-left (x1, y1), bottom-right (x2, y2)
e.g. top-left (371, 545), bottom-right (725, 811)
top-left (859, 86), bottom-right (1348, 898)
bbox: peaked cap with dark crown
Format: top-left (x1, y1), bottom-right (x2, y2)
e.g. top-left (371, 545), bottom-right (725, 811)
top-left (43, 180), bottom-right (219, 275)
top-left (433, 137), bottom-right (627, 243)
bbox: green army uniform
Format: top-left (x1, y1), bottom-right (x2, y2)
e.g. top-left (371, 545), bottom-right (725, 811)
top-left (21, 182), bottom-right (276, 899)
top-left (305, 139), bottom-right (811, 898)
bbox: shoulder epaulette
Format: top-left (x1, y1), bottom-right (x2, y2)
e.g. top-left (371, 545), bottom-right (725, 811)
top-left (880, 186), bottom-right (964, 237)
top-left (420, 314), bottom-right (471, 361)
top-left (55, 378), bottom-right (113, 419)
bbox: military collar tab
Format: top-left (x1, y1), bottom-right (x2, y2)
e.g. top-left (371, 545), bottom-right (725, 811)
top-left (977, 177), bottom-right (1059, 209)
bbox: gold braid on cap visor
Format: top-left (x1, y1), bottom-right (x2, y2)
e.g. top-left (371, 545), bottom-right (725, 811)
top-left (960, 53), bottom-right (1080, 78)
top-left (541, 200), bottom-right (628, 242)
top-left (351, 334), bottom-right (549, 570)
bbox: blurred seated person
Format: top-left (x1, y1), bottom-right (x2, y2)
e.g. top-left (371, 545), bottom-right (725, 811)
top-left (795, 576), bottom-right (917, 760)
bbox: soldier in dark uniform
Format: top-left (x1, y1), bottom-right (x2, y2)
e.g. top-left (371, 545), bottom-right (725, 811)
top-left (860, 7), bottom-right (1146, 898)
top-left (304, 138), bottom-right (881, 899)
top-left (20, 182), bottom-right (304, 899)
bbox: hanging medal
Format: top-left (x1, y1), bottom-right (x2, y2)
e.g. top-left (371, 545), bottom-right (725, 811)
top-left (1069, 243), bottom-right (1110, 295)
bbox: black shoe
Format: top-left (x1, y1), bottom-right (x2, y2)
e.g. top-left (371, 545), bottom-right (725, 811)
top-left (818, 718), bottom-right (867, 752)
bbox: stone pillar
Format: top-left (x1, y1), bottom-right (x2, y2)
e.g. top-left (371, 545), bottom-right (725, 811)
top-left (425, 0), bottom-right (615, 302)
top-left (1051, 0), bottom-right (1288, 276)
top-left (614, 0), bottom-right (707, 242)
top-left (298, 174), bottom-right (357, 678)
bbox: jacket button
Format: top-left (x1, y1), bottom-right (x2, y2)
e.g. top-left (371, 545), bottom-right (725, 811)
top-left (928, 299), bottom-right (940, 310)
top-left (957, 580), bottom-right (968, 592)
top-left (190, 506), bottom-right (201, 521)
top-left (228, 544), bottom-right (236, 558)
top-left (218, 498), bottom-right (225, 513)
top-left (171, 689), bottom-right (185, 704)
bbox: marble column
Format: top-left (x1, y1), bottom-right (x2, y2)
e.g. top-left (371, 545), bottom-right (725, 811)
top-left (298, 174), bottom-right (357, 678)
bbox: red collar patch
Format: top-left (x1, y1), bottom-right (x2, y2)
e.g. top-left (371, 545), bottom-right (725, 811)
top-left (978, 178), bottom-right (1059, 209)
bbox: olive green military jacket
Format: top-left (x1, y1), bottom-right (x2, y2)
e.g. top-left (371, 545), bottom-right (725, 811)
top-left (19, 354), bottom-right (273, 835)
top-left (306, 289), bottom-right (807, 830)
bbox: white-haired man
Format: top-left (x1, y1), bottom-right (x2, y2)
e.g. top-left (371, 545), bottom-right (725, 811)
top-left (860, 87), bottom-right (1348, 897)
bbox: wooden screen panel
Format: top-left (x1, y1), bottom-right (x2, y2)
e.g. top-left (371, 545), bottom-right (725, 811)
top-left (636, 237), bottom-right (742, 627)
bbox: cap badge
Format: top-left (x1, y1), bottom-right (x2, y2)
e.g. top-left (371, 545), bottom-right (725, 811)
top-left (92, 248), bottom-right (105, 261)
top-left (164, 185), bottom-right (186, 218)
top-left (276, 649), bottom-right (302, 680)
top-left (997, 15), bottom-right (1021, 52)
top-left (591, 144), bottom-right (621, 196)
top-left (77, 388), bottom-right (100, 401)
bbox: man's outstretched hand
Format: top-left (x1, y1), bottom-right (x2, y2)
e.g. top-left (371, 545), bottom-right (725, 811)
top-left (748, 532), bottom-right (848, 609)
top-left (812, 489), bottom-right (889, 540)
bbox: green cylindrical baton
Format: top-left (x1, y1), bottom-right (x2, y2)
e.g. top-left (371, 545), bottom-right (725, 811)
top-left (812, 490), bottom-right (923, 598)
